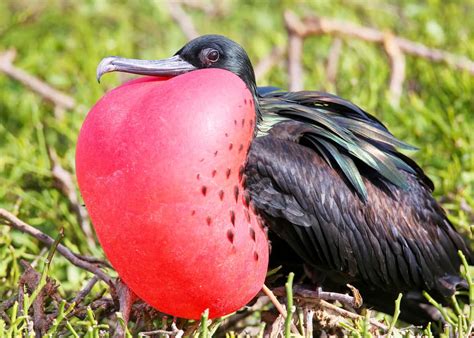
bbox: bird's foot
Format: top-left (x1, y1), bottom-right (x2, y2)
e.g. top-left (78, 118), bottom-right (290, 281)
top-left (139, 322), bottom-right (184, 338)
top-left (112, 279), bottom-right (137, 338)
top-left (311, 284), bottom-right (363, 308)
top-left (273, 284), bottom-right (363, 309)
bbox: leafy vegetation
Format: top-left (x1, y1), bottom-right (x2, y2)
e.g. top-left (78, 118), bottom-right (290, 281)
top-left (0, 0), bottom-right (473, 336)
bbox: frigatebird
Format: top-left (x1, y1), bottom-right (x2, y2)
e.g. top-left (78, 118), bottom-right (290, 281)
top-left (95, 34), bottom-right (472, 325)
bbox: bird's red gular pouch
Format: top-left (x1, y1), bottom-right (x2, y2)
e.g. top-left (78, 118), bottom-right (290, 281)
top-left (76, 69), bottom-right (268, 319)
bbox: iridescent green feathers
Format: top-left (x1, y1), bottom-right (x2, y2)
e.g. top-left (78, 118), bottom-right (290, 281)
top-left (256, 88), bottom-right (433, 201)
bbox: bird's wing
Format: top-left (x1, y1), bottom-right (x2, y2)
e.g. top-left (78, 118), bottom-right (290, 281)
top-left (257, 91), bottom-right (434, 201)
top-left (245, 120), bottom-right (471, 295)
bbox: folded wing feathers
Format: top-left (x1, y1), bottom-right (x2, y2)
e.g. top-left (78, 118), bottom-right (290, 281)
top-left (315, 138), bottom-right (368, 201)
top-left (258, 90), bottom-right (421, 198)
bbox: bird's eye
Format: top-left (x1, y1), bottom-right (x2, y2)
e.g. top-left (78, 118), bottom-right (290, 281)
top-left (199, 48), bottom-right (221, 66)
top-left (206, 49), bottom-right (219, 63)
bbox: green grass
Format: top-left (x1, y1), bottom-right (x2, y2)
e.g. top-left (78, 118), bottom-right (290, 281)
top-left (0, 0), bottom-right (473, 336)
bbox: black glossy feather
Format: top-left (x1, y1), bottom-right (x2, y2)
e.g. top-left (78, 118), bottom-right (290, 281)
top-left (245, 118), bottom-right (472, 324)
top-left (257, 90), bottom-right (432, 199)
top-left (253, 83), bottom-right (468, 325)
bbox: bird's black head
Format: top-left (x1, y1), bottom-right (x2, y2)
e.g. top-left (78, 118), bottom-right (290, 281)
top-left (175, 35), bottom-right (257, 93)
top-left (97, 34), bottom-right (257, 96)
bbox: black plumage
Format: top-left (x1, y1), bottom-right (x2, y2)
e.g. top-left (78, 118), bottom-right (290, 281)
top-left (245, 110), bottom-right (470, 323)
top-left (246, 82), bottom-right (471, 325)
top-left (96, 34), bottom-right (473, 325)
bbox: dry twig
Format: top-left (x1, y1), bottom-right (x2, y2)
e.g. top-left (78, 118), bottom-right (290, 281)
top-left (284, 11), bottom-right (474, 75)
top-left (325, 38), bottom-right (343, 89)
top-left (0, 296), bottom-right (16, 323)
top-left (165, 1), bottom-right (199, 40)
top-left (287, 33), bottom-right (304, 91)
top-left (273, 285), bottom-right (362, 309)
top-left (0, 49), bottom-right (75, 110)
top-left (383, 32), bottom-right (406, 105)
top-left (72, 276), bottom-right (100, 305)
top-left (269, 313), bottom-right (285, 337)
top-left (282, 10), bottom-right (474, 101)
top-left (177, 0), bottom-right (227, 17)
top-left (0, 208), bottom-right (112, 286)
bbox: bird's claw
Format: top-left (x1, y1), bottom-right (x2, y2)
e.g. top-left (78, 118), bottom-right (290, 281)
top-left (273, 284), bottom-right (363, 309)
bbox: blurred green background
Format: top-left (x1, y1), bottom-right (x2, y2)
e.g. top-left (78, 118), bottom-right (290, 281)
top-left (0, 0), bottom-right (473, 335)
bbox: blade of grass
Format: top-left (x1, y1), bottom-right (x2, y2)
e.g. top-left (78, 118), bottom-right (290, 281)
top-left (386, 293), bottom-right (402, 337)
top-left (458, 250), bottom-right (473, 325)
top-left (297, 308), bottom-right (305, 336)
top-left (0, 319), bottom-right (5, 337)
top-left (199, 308), bottom-right (209, 338)
top-left (66, 321), bottom-right (80, 338)
top-left (8, 301), bottom-right (19, 337)
top-left (423, 322), bottom-right (433, 338)
top-left (338, 321), bottom-right (358, 334)
top-left (358, 310), bottom-right (370, 337)
top-left (284, 272), bottom-right (295, 338)
top-left (423, 291), bottom-right (456, 326)
top-left (451, 295), bottom-right (467, 332)
top-left (457, 314), bottom-right (464, 337)
top-left (46, 300), bottom-right (76, 335)
top-left (115, 312), bottom-right (132, 338)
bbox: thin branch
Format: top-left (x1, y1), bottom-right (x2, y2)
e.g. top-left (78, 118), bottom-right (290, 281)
top-left (308, 286), bottom-right (359, 308)
top-left (284, 10), bottom-right (474, 75)
top-left (383, 32), bottom-right (405, 106)
top-left (72, 276), bottom-right (99, 305)
top-left (269, 313), bottom-right (285, 337)
top-left (262, 285), bottom-right (287, 321)
top-left (254, 46), bottom-right (285, 80)
top-left (287, 33), bottom-right (304, 91)
top-left (0, 49), bottom-right (75, 109)
top-left (73, 252), bottom-right (110, 267)
top-left (176, 0), bottom-right (227, 17)
top-left (165, 1), bottom-right (199, 41)
top-left (273, 285), bottom-right (362, 308)
top-left (326, 38), bottom-right (343, 89)
top-left (0, 208), bottom-right (113, 286)
top-left (0, 295), bottom-right (17, 320)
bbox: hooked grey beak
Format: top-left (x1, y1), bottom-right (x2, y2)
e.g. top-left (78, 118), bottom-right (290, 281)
top-left (96, 55), bottom-right (197, 82)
